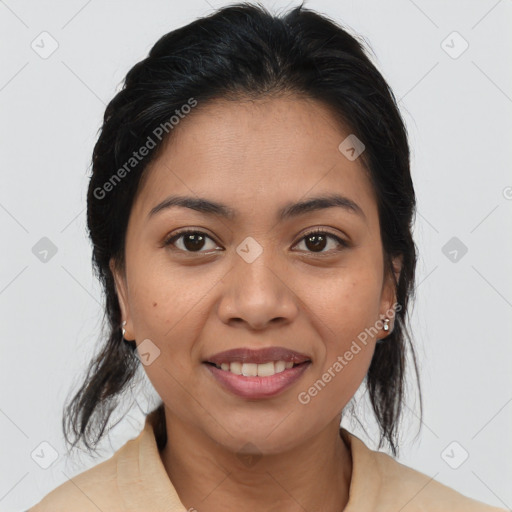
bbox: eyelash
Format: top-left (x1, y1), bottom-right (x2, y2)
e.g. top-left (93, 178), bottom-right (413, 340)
top-left (163, 228), bottom-right (348, 255)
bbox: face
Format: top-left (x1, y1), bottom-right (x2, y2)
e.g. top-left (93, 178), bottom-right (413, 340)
top-left (111, 95), bottom-right (400, 454)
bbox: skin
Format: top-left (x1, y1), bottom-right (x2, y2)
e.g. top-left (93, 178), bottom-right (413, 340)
top-left (111, 94), bottom-right (400, 512)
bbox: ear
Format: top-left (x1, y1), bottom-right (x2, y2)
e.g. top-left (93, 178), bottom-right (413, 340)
top-left (109, 257), bottom-right (134, 341)
top-left (379, 254), bottom-right (402, 334)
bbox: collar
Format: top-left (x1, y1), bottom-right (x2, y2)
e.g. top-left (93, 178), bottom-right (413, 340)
top-left (340, 428), bottom-right (381, 511)
top-left (114, 409), bottom-right (381, 511)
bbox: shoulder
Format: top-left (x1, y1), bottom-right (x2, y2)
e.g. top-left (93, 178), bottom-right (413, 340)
top-left (26, 409), bottom-right (179, 512)
top-left (373, 449), bottom-right (503, 511)
top-left (342, 430), bottom-right (506, 512)
top-left (27, 444), bottom-right (126, 512)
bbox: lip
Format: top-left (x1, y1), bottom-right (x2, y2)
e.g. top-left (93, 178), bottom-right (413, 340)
top-left (205, 360), bottom-right (311, 399)
top-left (205, 347), bottom-right (311, 365)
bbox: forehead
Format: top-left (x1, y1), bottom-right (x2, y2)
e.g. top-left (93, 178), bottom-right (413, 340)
top-left (132, 95), bottom-right (377, 224)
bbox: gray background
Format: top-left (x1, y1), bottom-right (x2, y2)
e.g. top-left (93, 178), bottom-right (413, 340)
top-left (1, 0), bottom-right (511, 510)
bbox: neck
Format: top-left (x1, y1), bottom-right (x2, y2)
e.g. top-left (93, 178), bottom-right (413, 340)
top-left (159, 410), bottom-right (352, 512)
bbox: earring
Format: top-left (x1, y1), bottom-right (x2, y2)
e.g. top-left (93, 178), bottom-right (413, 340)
top-left (383, 318), bottom-right (390, 332)
top-left (121, 320), bottom-right (127, 337)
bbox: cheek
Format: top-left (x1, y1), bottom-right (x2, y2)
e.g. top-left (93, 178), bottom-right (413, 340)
top-left (131, 276), bottom-right (203, 416)
top-left (296, 288), bottom-right (379, 423)
top-left (296, 345), bottom-right (374, 425)
top-left (128, 261), bottom-right (218, 342)
top-left (294, 261), bottom-right (383, 415)
top-left (304, 259), bottom-right (384, 339)
top-left (127, 263), bottom-right (223, 401)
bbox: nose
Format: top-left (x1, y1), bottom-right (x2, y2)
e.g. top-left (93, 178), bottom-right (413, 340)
top-left (217, 250), bottom-right (299, 330)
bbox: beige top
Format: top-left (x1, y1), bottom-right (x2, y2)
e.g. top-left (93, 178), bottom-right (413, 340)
top-left (28, 410), bottom-right (505, 512)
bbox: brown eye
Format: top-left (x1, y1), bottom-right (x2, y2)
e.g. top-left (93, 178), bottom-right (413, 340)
top-left (294, 229), bottom-right (347, 254)
top-left (165, 230), bottom-right (220, 253)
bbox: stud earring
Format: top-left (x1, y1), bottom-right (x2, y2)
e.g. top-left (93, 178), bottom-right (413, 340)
top-left (383, 318), bottom-right (390, 332)
top-left (121, 320), bottom-right (127, 337)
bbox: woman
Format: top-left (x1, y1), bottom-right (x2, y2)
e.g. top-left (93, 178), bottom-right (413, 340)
top-left (28, 3), bottom-right (505, 511)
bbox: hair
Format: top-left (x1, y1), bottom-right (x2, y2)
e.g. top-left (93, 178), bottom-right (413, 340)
top-left (63, 1), bottom-right (420, 457)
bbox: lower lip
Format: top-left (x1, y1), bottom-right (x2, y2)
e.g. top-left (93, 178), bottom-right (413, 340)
top-left (205, 362), bottom-right (311, 399)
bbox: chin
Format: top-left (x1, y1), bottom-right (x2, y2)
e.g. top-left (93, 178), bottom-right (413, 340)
top-left (204, 412), bottom-right (316, 455)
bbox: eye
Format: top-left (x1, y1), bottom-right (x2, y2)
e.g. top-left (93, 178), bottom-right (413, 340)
top-left (164, 230), bottom-right (221, 253)
top-left (164, 228), bottom-right (348, 255)
top-left (293, 228), bottom-right (348, 254)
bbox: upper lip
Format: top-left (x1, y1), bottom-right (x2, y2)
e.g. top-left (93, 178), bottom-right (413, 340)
top-left (205, 347), bottom-right (311, 365)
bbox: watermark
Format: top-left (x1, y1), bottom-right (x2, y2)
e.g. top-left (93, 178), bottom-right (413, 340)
top-left (32, 236), bottom-right (58, 263)
top-left (31, 441), bottom-right (59, 469)
top-left (441, 236), bottom-right (468, 263)
top-left (31, 31), bottom-right (59, 59)
top-left (236, 236), bottom-right (263, 263)
top-left (93, 97), bottom-right (198, 200)
top-left (236, 442), bottom-right (263, 467)
top-left (441, 441), bottom-right (469, 469)
top-left (440, 31), bottom-right (469, 60)
top-left (338, 134), bottom-right (365, 161)
top-left (297, 303), bottom-right (401, 405)
top-left (136, 338), bottom-right (161, 366)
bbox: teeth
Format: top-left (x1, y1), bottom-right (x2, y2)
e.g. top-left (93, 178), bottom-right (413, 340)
top-left (275, 360), bottom-right (286, 373)
top-left (257, 361), bottom-right (275, 377)
top-left (215, 360), bottom-right (299, 376)
top-left (230, 361), bottom-right (242, 375)
top-left (242, 363), bottom-right (258, 377)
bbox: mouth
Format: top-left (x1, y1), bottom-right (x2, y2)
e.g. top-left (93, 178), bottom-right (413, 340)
top-left (203, 346), bottom-right (312, 399)
top-left (204, 360), bottom-right (309, 377)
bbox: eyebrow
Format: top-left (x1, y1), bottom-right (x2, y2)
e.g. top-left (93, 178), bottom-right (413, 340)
top-left (148, 193), bottom-right (366, 221)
